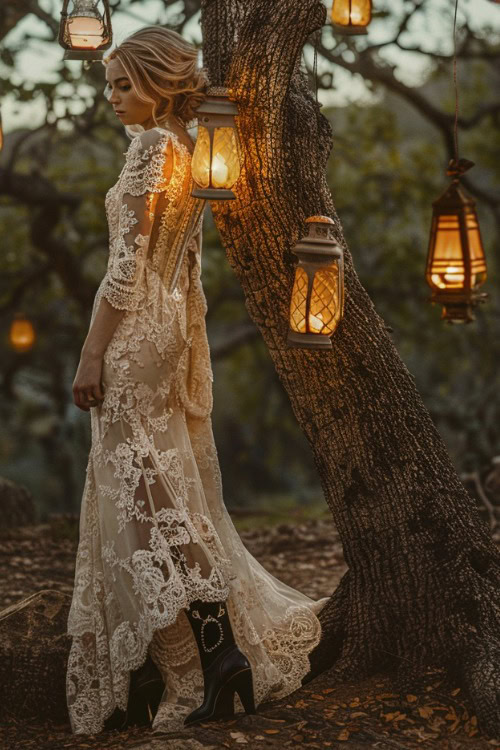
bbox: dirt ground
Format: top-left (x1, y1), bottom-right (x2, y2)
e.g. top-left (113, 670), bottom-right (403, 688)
top-left (0, 512), bottom-right (499, 750)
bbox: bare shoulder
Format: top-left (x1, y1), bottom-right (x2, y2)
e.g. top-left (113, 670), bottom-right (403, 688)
top-left (135, 127), bottom-right (171, 153)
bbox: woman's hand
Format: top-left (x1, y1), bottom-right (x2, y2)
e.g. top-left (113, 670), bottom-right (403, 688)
top-left (73, 352), bottom-right (105, 412)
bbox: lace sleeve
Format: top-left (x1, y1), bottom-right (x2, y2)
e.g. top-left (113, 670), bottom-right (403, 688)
top-left (100, 129), bottom-right (174, 311)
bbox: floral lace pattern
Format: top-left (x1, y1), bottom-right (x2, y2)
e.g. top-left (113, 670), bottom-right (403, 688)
top-left (66, 126), bottom-right (329, 735)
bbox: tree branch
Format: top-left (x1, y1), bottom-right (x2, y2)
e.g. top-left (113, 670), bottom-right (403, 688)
top-left (211, 323), bottom-right (260, 360)
top-left (311, 39), bottom-right (500, 212)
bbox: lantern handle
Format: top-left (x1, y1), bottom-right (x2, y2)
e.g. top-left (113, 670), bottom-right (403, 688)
top-left (446, 157), bottom-right (475, 178)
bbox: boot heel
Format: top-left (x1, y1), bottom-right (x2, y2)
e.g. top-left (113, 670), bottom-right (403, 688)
top-left (233, 667), bottom-right (256, 714)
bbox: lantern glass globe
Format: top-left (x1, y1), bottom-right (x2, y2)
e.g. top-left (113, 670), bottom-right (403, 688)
top-left (331, 0), bottom-right (372, 33)
top-left (289, 265), bottom-right (342, 336)
top-left (59, 0), bottom-right (112, 60)
top-left (426, 187), bottom-right (487, 295)
top-left (192, 126), bottom-right (241, 191)
top-left (68, 15), bottom-right (104, 50)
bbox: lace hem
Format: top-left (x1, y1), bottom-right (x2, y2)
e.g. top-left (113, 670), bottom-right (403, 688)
top-left (151, 597), bottom-right (328, 733)
top-left (66, 541), bottom-right (231, 734)
top-left (67, 583), bottom-right (327, 735)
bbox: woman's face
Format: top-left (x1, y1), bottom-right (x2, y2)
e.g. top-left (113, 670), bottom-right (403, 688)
top-left (104, 57), bottom-right (156, 128)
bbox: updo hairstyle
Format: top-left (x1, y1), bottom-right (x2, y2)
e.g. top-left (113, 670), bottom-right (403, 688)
top-left (103, 26), bottom-right (209, 129)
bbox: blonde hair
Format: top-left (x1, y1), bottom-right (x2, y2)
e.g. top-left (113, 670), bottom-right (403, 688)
top-left (103, 26), bottom-right (209, 129)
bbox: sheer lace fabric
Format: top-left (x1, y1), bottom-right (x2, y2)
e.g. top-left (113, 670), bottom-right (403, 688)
top-left (66, 126), bottom-right (329, 735)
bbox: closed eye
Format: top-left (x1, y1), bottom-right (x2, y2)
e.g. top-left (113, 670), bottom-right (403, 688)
top-left (103, 82), bottom-right (131, 98)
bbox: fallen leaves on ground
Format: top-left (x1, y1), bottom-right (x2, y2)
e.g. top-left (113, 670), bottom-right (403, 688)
top-left (1, 516), bottom-right (500, 749)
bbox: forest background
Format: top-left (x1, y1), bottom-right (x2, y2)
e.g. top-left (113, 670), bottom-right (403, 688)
top-left (0, 0), bottom-right (499, 521)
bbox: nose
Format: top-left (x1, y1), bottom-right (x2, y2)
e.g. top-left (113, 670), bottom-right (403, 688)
top-left (105, 86), bottom-right (120, 106)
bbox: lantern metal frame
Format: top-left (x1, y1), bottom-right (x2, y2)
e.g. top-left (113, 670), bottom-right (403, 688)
top-left (287, 216), bottom-right (344, 350)
top-left (191, 86), bottom-right (240, 200)
top-left (425, 172), bottom-right (488, 324)
top-left (331, 0), bottom-right (372, 35)
top-left (58, 0), bottom-right (112, 61)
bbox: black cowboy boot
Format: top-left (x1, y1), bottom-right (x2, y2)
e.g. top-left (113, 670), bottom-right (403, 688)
top-left (103, 653), bottom-right (164, 731)
top-left (184, 599), bottom-right (256, 727)
top-left (127, 653), bottom-right (165, 727)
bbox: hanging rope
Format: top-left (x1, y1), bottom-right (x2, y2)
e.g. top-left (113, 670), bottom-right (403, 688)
top-left (448, 0), bottom-right (474, 177)
top-left (452, 0), bottom-right (460, 164)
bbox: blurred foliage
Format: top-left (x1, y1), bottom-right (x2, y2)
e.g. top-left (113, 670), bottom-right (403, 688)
top-left (0, 1), bottom-right (499, 519)
top-left (324, 61), bottom-right (500, 472)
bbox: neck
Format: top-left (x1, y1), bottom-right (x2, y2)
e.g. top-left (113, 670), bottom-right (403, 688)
top-left (142, 113), bottom-right (184, 133)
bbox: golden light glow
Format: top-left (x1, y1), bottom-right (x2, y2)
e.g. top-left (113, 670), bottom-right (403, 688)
top-left (427, 209), bottom-right (487, 292)
top-left (9, 315), bottom-right (36, 353)
top-left (191, 126), bottom-right (210, 188)
top-left (426, 168), bottom-right (488, 322)
top-left (331, 0), bottom-right (372, 31)
top-left (289, 264), bottom-right (342, 336)
top-left (67, 15), bottom-right (104, 50)
top-left (191, 126), bottom-right (240, 190)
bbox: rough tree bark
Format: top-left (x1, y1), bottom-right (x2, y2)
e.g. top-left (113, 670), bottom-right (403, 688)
top-left (200, 0), bottom-right (500, 737)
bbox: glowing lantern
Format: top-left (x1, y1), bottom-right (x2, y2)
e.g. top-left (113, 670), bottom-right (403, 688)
top-left (425, 161), bottom-right (488, 323)
top-left (58, 0), bottom-right (112, 61)
top-left (191, 86), bottom-right (241, 200)
top-left (331, 0), bottom-right (372, 35)
top-left (9, 313), bottom-right (36, 353)
top-left (288, 216), bottom-right (344, 349)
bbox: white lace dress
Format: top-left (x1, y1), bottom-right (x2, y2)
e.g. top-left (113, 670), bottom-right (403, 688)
top-left (65, 124), bottom-right (329, 735)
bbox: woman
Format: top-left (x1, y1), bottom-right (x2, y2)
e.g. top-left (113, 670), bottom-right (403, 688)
top-left (67, 25), bottom-right (328, 736)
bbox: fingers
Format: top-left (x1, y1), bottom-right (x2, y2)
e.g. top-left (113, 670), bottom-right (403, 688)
top-left (73, 392), bottom-right (90, 412)
top-left (72, 386), bottom-right (105, 411)
top-left (84, 390), bottom-right (102, 408)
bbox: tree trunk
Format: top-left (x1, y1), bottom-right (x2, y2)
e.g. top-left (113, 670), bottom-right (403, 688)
top-left (200, 0), bottom-right (500, 737)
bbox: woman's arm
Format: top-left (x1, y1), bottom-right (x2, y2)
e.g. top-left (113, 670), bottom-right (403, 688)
top-left (72, 129), bottom-right (175, 412)
top-left (82, 297), bottom-right (126, 360)
top-left (73, 299), bottom-right (125, 412)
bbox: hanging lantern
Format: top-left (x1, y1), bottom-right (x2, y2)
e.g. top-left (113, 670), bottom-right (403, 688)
top-left (191, 86), bottom-right (241, 200)
top-left (9, 312), bottom-right (36, 353)
top-left (331, 0), bottom-right (372, 35)
top-left (425, 160), bottom-right (488, 324)
top-left (58, 0), bottom-right (112, 61)
top-left (287, 216), bottom-right (344, 350)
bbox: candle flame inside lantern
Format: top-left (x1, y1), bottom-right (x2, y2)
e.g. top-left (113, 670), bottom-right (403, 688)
top-left (427, 209), bottom-right (487, 292)
top-left (289, 265), bottom-right (341, 335)
top-left (191, 126), bottom-right (240, 190)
